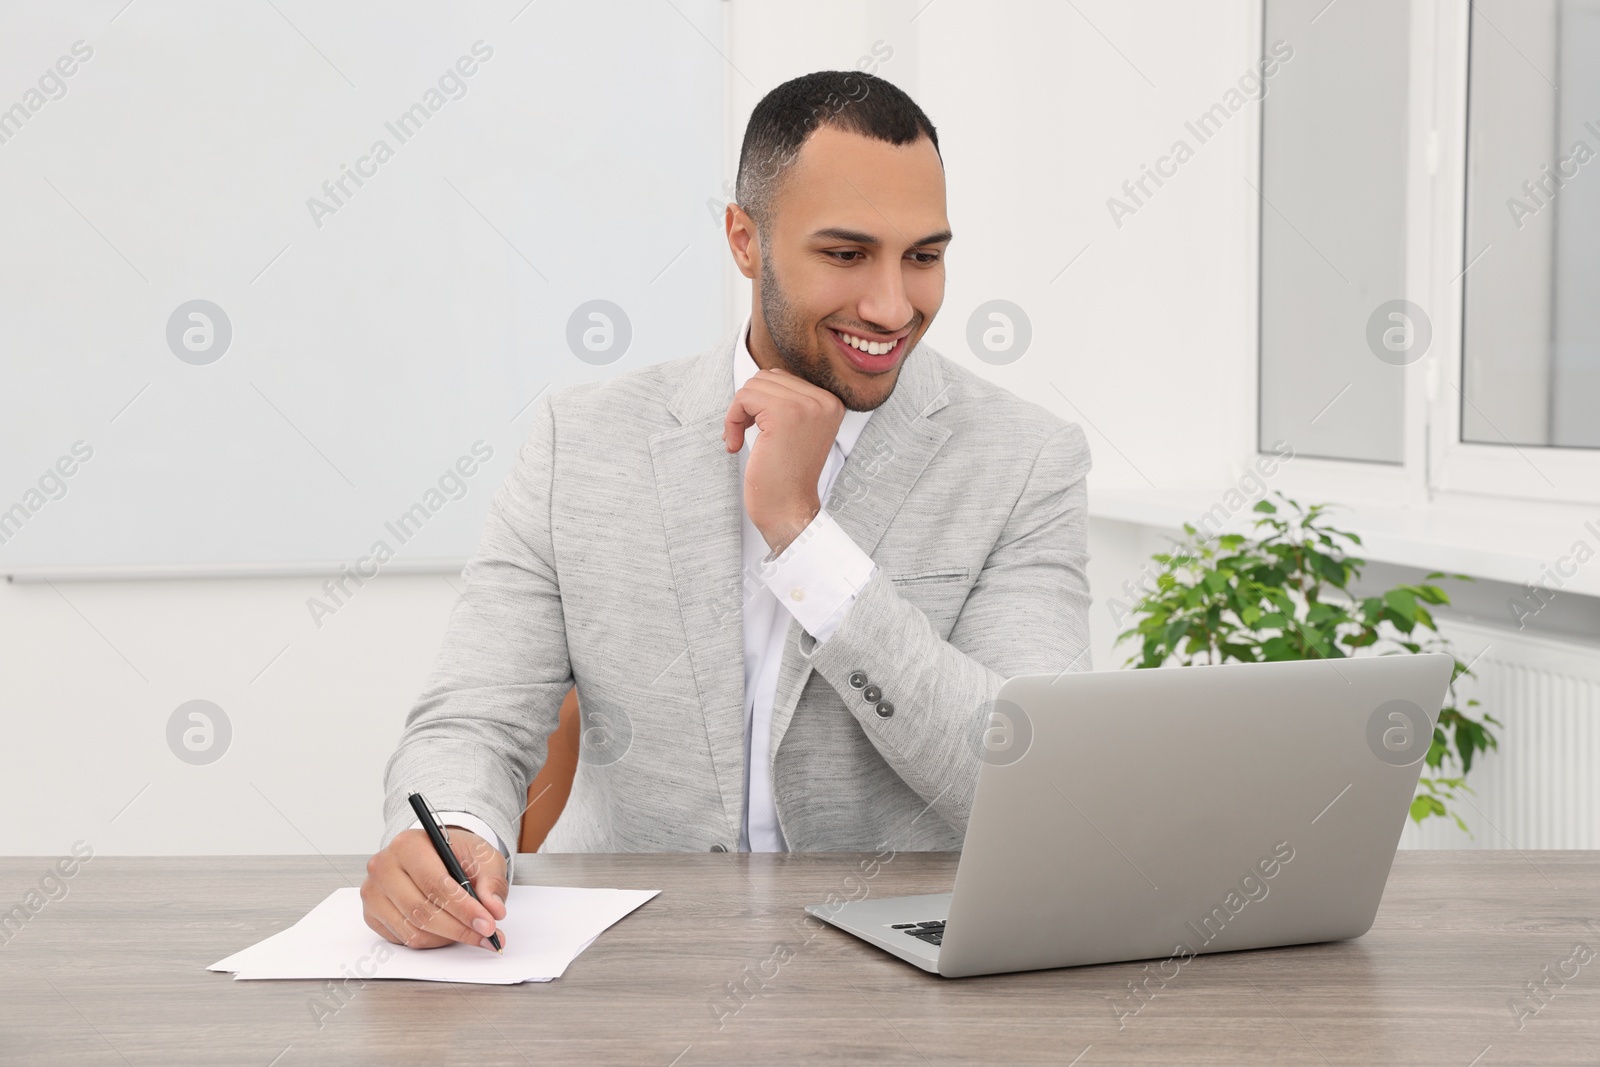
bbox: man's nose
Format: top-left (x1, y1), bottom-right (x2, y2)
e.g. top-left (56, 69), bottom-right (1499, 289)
top-left (857, 261), bottom-right (914, 335)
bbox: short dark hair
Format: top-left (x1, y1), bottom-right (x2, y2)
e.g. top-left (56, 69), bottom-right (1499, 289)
top-left (736, 70), bottom-right (940, 237)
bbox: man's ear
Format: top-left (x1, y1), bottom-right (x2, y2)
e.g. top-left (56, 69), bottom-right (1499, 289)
top-left (726, 203), bottom-right (760, 281)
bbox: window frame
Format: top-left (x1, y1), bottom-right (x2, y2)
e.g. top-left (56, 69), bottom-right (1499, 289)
top-left (1260, 0), bottom-right (1600, 512)
top-left (1422, 0), bottom-right (1600, 506)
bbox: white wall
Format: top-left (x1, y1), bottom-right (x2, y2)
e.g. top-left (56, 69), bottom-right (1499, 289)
top-left (2, 0), bottom-right (1264, 856)
top-left (1, 571), bottom-right (456, 860)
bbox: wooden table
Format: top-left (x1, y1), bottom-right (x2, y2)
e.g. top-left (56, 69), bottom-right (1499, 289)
top-left (1, 851), bottom-right (1596, 1064)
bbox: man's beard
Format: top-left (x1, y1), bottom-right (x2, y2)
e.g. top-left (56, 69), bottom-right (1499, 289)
top-left (758, 252), bottom-right (895, 413)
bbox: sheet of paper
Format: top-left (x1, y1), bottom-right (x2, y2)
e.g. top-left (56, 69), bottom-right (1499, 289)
top-left (208, 885), bottom-right (657, 984)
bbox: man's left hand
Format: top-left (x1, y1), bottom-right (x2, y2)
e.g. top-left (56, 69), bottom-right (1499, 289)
top-left (723, 366), bottom-right (845, 556)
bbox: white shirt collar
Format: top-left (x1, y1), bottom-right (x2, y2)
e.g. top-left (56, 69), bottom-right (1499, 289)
top-left (734, 312), bottom-right (874, 457)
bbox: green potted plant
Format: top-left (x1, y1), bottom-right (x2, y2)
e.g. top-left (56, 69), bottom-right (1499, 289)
top-left (1114, 491), bottom-right (1500, 834)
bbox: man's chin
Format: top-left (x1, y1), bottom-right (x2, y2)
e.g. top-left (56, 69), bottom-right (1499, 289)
top-left (782, 344), bottom-right (901, 411)
top-left (837, 373), bottom-right (899, 413)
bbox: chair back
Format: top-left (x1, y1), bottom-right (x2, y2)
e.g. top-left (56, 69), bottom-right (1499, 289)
top-left (517, 686), bottom-right (580, 852)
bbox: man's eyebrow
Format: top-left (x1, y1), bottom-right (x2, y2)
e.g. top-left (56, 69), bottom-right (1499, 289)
top-left (810, 227), bottom-right (953, 247)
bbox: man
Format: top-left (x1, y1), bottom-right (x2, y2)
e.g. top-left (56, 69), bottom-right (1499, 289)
top-left (361, 70), bottom-right (1092, 952)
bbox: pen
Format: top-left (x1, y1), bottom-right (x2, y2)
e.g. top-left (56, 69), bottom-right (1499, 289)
top-left (407, 791), bottom-right (503, 954)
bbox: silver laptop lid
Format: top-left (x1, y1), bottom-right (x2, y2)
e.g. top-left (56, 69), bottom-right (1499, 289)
top-left (937, 653), bottom-right (1454, 977)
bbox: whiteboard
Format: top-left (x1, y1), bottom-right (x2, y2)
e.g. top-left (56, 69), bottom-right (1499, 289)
top-left (0, 0), bottom-right (727, 578)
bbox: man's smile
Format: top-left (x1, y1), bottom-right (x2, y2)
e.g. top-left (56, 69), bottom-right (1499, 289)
top-left (826, 325), bottom-right (911, 375)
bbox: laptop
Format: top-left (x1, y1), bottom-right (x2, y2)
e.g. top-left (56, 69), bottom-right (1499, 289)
top-left (805, 653), bottom-right (1455, 977)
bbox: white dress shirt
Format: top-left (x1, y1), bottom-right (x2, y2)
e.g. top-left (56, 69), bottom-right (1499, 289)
top-left (734, 316), bottom-right (877, 850)
top-left (419, 314), bottom-right (879, 864)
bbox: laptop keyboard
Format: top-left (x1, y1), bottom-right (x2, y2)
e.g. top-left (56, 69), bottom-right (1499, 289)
top-left (890, 920), bottom-right (945, 946)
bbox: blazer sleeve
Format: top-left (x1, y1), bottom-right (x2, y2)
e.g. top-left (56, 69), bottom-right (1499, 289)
top-left (795, 422), bottom-right (1093, 835)
top-left (379, 390), bottom-right (572, 878)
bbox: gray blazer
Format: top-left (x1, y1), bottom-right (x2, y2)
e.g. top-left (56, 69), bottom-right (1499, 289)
top-left (381, 326), bottom-right (1093, 867)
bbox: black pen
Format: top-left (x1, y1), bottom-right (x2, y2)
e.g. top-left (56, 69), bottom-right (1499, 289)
top-left (407, 791), bottom-right (503, 953)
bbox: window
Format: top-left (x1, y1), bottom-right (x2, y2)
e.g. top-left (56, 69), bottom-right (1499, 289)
top-left (1461, 0), bottom-right (1600, 450)
top-left (1258, 0), bottom-right (1600, 507)
top-left (1257, 0), bottom-right (1412, 465)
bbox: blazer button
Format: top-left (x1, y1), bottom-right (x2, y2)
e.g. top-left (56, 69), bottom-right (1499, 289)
top-left (875, 701), bottom-right (894, 719)
top-left (848, 671), bottom-right (868, 690)
top-left (863, 684), bottom-right (882, 703)
top-left (709, 843), bottom-right (728, 852)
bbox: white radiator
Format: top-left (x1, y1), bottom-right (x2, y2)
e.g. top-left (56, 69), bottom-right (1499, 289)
top-left (1398, 619), bottom-right (1600, 849)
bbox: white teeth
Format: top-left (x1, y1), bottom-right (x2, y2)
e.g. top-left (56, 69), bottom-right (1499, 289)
top-left (836, 330), bottom-right (895, 356)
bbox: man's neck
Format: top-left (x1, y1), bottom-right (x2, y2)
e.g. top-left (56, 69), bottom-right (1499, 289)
top-left (745, 313), bottom-right (784, 373)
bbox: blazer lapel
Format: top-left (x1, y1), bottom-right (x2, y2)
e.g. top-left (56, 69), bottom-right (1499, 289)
top-left (767, 341), bottom-right (954, 759)
top-left (649, 332), bottom-right (748, 844)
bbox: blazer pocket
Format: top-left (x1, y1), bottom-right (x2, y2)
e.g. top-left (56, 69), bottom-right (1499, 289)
top-left (888, 567), bottom-right (970, 640)
top-left (889, 566), bottom-right (970, 585)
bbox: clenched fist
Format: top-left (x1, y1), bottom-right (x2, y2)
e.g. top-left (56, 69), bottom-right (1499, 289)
top-left (723, 365), bottom-right (846, 555)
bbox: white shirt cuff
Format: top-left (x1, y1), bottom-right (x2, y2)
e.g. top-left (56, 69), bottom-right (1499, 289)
top-left (409, 811), bottom-right (508, 863)
top-left (757, 508), bottom-right (877, 644)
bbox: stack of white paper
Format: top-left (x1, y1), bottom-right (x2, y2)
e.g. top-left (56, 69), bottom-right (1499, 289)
top-left (208, 884), bottom-right (659, 984)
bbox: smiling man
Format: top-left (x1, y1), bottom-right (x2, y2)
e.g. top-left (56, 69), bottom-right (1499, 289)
top-left (362, 71), bottom-right (1093, 953)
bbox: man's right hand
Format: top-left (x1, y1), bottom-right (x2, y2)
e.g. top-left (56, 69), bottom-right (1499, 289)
top-left (361, 827), bottom-right (509, 950)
